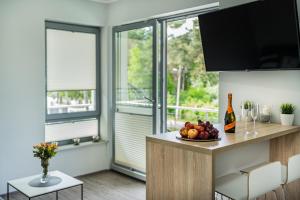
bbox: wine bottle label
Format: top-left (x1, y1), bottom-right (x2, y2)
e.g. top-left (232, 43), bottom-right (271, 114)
top-left (227, 108), bottom-right (233, 113)
top-left (224, 122), bottom-right (236, 131)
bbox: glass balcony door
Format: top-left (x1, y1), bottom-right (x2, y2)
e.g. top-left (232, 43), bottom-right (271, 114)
top-left (112, 20), bottom-right (158, 177)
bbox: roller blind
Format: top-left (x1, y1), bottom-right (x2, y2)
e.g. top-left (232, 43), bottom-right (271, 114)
top-left (46, 29), bottom-right (96, 91)
top-left (114, 112), bottom-right (153, 172)
top-left (45, 119), bottom-right (98, 142)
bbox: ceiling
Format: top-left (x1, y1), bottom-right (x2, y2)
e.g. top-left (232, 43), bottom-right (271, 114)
top-left (89, 0), bottom-right (119, 4)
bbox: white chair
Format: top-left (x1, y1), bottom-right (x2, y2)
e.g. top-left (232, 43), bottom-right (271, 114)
top-left (281, 154), bottom-right (300, 199)
top-left (282, 154), bottom-right (300, 184)
top-left (216, 161), bottom-right (282, 200)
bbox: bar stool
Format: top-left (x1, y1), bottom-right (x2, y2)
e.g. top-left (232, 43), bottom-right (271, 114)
top-left (215, 161), bottom-right (282, 200)
top-left (281, 154), bottom-right (300, 199)
top-left (282, 154), bottom-right (300, 184)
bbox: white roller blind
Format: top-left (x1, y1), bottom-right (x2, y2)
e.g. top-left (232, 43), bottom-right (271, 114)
top-left (47, 29), bottom-right (96, 91)
top-left (45, 119), bottom-right (98, 142)
top-left (114, 112), bottom-right (153, 172)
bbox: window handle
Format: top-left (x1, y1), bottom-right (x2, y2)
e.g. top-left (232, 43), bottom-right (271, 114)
top-left (143, 96), bottom-right (155, 103)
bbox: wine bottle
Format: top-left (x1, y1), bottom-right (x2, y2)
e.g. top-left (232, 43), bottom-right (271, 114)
top-left (224, 93), bottom-right (236, 133)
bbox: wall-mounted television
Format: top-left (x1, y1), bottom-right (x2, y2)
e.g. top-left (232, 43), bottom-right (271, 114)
top-left (198, 0), bottom-right (300, 71)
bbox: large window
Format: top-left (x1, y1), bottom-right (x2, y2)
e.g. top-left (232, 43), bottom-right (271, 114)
top-left (166, 17), bottom-right (219, 131)
top-left (45, 22), bottom-right (100, 144)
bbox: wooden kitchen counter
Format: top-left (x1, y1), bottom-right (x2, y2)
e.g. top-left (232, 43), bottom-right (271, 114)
top-left (146, 122), bottom-right (300, 200)
top-left (147, 122), bottom-right (300, 154)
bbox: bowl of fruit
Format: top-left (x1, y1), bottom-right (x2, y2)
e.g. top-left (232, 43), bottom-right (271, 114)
top-left (177, 120), bottom-right (220, 142)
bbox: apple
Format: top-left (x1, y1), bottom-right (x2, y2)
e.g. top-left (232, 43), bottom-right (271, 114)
top-left (186, 123), bottom-right (194, 130)
top-left (194, 125), bottom-right (205, 132)
top-left (188, 129), bottom-right (198, 139)
top-left (180, 127), bottom-right (188, 138)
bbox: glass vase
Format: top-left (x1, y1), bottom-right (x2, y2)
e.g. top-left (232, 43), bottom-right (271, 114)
top-left (40, 159), bottom-right (49, 184)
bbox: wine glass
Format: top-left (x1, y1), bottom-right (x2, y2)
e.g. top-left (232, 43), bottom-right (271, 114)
top-left (241, 101), bottom-right (250, 134)
top-left (251, 103), bottom-right (260, 134)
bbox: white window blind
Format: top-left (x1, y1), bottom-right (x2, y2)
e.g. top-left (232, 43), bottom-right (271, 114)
top-left (46, 29), bottom-right (96, 91)
top-left (114, 112), bottom-right (153, 173)
top-left (45, 119), bottom-right (98, 142)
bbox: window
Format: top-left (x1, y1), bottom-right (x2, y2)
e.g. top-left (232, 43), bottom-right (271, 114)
top-left (115, 26), bottom-right (154, 115)
top-left (45, 21), bottom-right (100, 143)
top-left (166, 17), bottom-right (219, 131)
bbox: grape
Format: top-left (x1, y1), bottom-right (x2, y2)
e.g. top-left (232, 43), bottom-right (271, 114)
top-left (198, 119), bottom-right (203, 125)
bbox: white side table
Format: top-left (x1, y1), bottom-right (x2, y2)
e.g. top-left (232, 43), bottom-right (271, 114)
top-left (7, 171), bottom-right (83, 200)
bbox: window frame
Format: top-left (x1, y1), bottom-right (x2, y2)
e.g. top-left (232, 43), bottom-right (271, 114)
top-left (45, 21), bottom-right (101, 123)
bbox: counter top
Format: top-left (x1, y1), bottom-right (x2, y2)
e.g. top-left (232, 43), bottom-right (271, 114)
top-left (146, 122), bottom-right (300, 154)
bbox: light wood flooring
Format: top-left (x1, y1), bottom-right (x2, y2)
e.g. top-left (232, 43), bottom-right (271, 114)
top-left (2, 170), bottom-right (146, 200)
top-left (2, 170), bottom-right (289, 200)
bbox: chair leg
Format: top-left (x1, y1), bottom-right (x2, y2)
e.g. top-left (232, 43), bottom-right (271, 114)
top-left (272, 185), bottom-right (287, 200)
top-left (269, 190), bottom-right (278, 200)
top-left (282, 184), bottom-right (288, 200)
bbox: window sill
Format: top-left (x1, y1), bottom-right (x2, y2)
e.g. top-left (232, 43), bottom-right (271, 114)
top-left (57, 140), bottom-right (109, 152)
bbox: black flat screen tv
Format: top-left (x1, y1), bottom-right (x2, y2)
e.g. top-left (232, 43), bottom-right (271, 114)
top-left (198, 0), bottom-right (300, 71)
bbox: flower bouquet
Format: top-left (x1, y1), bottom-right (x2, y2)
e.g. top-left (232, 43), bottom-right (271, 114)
top-left (33, 143), bottom-right (58, 183)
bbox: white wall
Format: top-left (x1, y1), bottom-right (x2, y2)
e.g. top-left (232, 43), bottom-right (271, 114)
top-left (219, 71), bottom-right (300, 125)
top-left (108, 0), bottom-right (257, 25)
top-left (0, 0), bottom-right (110, 194)
top-left (218, 71), bottom-right (300, 176)
top-left (215, 141), bottom-right (269, 178)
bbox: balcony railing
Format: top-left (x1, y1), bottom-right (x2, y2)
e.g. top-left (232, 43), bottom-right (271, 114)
top-left (116, 100), bottom-right (218, 130)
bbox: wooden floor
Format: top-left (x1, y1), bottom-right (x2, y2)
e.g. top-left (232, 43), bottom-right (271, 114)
top-left (2, 170), bottom-right (146, 200)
